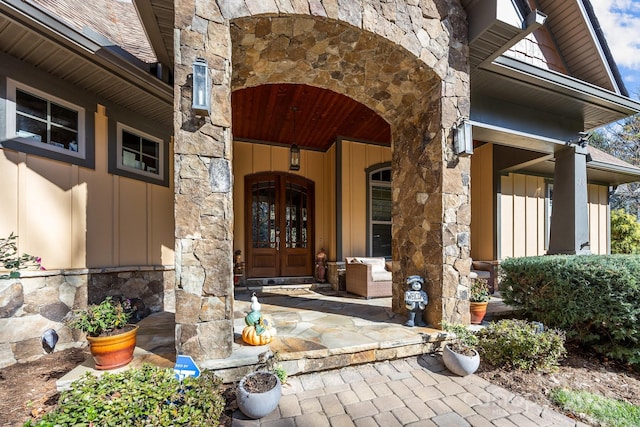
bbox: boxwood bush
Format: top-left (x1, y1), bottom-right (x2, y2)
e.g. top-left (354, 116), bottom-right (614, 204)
top-left (500, 255), bottom-right (640, 364)
top-left (476, 319), bottom-right (566, 371)
top-left (24, 364), bottom-right (225, 427)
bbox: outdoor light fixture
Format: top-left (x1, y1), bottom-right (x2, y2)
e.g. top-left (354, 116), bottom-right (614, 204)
top-left (289, 106), bottom-right (300, 171)
top-left (453, 118), bottom-right (473, 156)
top-left (290, 144), bottom-right (300, 171)
top-left (192, 57), bottom-right (210, 116)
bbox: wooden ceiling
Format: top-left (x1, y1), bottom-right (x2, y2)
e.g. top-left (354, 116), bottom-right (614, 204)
top-left (231, 84), bottom-right (391, 151)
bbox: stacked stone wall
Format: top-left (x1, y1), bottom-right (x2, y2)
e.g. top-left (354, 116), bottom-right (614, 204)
top-left (0, 267), bottom-right (174, 368)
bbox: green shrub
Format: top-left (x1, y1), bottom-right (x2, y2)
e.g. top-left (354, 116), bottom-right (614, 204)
top-left (24, 364), bottom-right (225, 427)
top-left (611, 209), bottom-right (640, 254)
top-left (476, 319), bottom-right (566, 371)
top-left (500, 255), bottom-right (640, 365)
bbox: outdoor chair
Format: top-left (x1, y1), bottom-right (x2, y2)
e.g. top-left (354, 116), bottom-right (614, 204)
top-left (345, 257), bottom-right (392, 298)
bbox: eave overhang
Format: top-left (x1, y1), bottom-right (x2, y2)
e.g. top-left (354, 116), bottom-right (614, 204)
top-left (488, 56), bottom-right (640, 124)
top-left (0, 0), bottom-right (172, 122)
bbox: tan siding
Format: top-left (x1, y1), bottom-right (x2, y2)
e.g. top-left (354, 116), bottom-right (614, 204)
top-left (525, 176), bottom-right (544, 256)
top-left (307, 150), bottom-right (325, 251)
top-left (339, 141), bottom-right (392, 258)
top-left (0, 104), bottom-right (175, 270)
top-left (85, 106), bottom-right (114, 267)
top-left (118, 179), bottom-right (148, 265)
top-left (325, 145), bottom-right (336, 258)
top-left (499, 175), bottom-right (514, 259)
top-left (149, 180), bottom-right (175, 265)
top-left (22, 154), bottom-right (75, 268)
top-left (345, 142), bottom-right (367, 256)
top-left (500, 174), bottom-right (547, 259)
top-left (512, 174), bottom-right (526, 257)
top-left (588, 184), bottom-right (609, 255)
top-left (470, 144), bottom-right (494, 260)
top-left (271, 146), bottom-right (289, 172)
top-left (232, 142), bottom-right (253, 260)
top-left (499, 174), bottom-right (611, 259)
top-left (0, 150), bottom-right (19, 239)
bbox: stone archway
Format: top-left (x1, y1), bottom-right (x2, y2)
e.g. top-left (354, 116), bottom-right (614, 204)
top-left (173, 1), bottom-right (471, 366)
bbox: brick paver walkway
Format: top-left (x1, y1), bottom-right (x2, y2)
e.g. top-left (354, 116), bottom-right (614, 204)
top-left (232, 354), bottom-right (588, 427)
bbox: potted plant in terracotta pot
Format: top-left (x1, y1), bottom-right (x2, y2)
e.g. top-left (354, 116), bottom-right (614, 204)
top-left (236, 350), bottom-right (287, 419)
top-left (469, 277), bottom-right (491, 324)
top-left (440, 321), bottom-right (480, 376)
top-left (65, 297), bottom-right (138, 370)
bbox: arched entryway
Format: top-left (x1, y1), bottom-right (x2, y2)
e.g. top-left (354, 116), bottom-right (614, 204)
top-left (245, 172), bottom-right (314, 278)
top-left (173, 2), bottom-right (471, 365)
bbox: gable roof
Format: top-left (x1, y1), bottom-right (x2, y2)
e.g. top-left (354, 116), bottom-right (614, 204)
top-left (464, 0), bottom-right (640, 136)
top-left (536, 0), bottom-right (627, 97)
top-left (30, 0), bottom-right (157, 64)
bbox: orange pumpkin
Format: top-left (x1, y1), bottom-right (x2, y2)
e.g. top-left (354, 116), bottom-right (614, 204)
top-left (242, 325), bottom-right (273, 346)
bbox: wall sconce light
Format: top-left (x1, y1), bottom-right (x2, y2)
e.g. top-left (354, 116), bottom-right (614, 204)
top-left (290, 144), bottom-right (300, 171)
top-left (192, 57), bottom-right (210, 116)
top-left (290, 106), bottom-right (300, 171)
top-left (454, 118), bottom-right (473, 156)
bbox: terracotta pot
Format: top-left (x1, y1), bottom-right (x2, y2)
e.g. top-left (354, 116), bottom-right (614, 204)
top-left (442, 344), bottom-right (480, 376)
top-left (469, 301), bottom-right (489, 325)
top-left (86, 325), bottom-right (138, 370)
top-left (236, 371), bottom-right (282, 419)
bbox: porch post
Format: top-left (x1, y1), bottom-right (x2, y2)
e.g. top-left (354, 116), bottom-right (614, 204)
top-left (548, 146), bottom-right (591, 255)
top-left (173, 4), bottom-right (234, 363)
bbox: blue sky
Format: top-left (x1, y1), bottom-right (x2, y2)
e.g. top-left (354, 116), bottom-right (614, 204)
top-left (592, 0), bottom-right (640, 97)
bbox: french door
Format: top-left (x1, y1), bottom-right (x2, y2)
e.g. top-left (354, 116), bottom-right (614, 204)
top-left (245, 172), bottom-right (314, 278)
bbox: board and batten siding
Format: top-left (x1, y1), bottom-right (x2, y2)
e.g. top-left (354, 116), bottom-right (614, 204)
top-left (232, 141), bottom-right (336, 261)
top-left (499, 173), bottom-right (609, 258)
top-left (470, 143), bottom-right (494, 261)
top-left (339, 140), bottom-right (392, 258)
top-left (0, 105), bottom-right (175, 270)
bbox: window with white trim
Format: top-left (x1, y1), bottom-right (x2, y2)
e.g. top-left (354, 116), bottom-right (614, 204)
top-left (7, 80), bottom-right (85, 158)
top-left (116, 123), bottom-right (163, 179)
top-left (369, 167), bottom-right (392, 258)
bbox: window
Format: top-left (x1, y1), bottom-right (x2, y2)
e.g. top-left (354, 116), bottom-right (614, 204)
top-left (6, 80), bottom-right (85, 159)
top-left (116, 123), bottom-right (163, 179)
top-left (369, 166), bottom-right (392, 258)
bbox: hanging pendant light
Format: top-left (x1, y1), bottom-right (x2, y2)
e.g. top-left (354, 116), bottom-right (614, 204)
top-left (290, 106), bottom-right (300, 171)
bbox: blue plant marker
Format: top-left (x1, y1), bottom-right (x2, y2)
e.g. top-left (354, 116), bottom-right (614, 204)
top-left (174, 355), bottom-right (201, 381)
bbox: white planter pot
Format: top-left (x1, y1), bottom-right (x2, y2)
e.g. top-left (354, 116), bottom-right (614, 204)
top-left (442, 344), bottom-right (480, 376)
top-left (236, 371), bottom-right (282, 419)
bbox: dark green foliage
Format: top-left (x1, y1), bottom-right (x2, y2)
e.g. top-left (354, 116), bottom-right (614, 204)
top-left (65, 297), bottom-right (133, 337)
top-left (24, 364), bottom-right (225, 427)
top-left (476, 319), bottom-right (566, 371)
top-left (500, 255), bottom-right (640, 364)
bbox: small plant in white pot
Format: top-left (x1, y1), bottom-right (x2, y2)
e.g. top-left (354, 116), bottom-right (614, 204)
top-left (441, 320), bottom-right (480, 376)
top-left (236, 351), bottom-right (287, 419)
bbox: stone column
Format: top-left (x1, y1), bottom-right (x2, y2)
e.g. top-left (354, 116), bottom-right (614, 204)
top-left (391, 78), bottom-right (471, 327)
top-left (174, 2), bottom-right (234, 362)
top-left (548, 145), bottom-right (591, 255)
